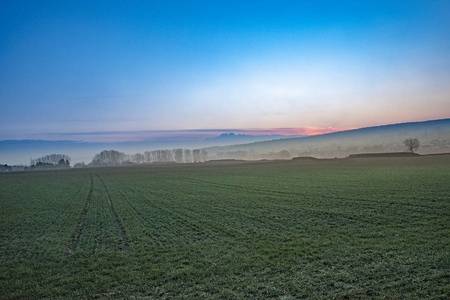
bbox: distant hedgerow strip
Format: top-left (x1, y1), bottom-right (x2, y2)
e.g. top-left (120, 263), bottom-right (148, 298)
top-left (68, 172), bottom-right (93, 254)
top-left (97, 175), bottom-right (130, 251)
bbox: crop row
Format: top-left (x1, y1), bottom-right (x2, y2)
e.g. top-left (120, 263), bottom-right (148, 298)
top-left (1, 156), bottom-right (449, 299)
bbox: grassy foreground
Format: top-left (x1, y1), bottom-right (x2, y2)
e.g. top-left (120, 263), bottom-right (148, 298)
top-left (1, 156), bottom-right (449, 299)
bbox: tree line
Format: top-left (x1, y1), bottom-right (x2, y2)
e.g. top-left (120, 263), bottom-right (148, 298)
top-left (87, 149), bottom-right (208, 167)
top-left (28, 154), bottom-right (71, 170)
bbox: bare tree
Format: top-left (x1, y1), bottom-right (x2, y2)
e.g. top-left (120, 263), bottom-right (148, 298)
top-left (278, 150), bottom-right (291, 159)
top-left (31, 154), bottom-right (71, 167)
top-left (183, 149), bottom-right (192, 163)
top-left (90, 150), bottom-right (126, 166)
top-left (144, 151), bottom-right (152, 163)
top-left (193, 149), bottom-right (200, 163)
top-left (162, 150), bottom-right (173, 162)
top-left (403, 138), bottom-right (420, 153)
top-left (173, 149), bottom-right (183, 163)
top-left (131, 153), bottom-right (145, 164)
top-left (200, 149), bottom-right (208, 162)
top-left (73, 162), bottom-right (86, 168)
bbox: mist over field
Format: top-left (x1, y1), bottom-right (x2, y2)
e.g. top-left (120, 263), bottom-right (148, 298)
top-left (0, 131), bottom-right (304, 165)
top-left (207, 118), bottom-right (450, 160)
top-left (1, 118), bottom-right (449, 167)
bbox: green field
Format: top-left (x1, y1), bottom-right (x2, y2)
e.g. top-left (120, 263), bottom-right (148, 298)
top-left (1, 156), bottom-right (449, 299)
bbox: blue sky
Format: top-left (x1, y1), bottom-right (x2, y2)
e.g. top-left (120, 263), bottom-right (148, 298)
top-left (1, 0), bottom-right (449, 142)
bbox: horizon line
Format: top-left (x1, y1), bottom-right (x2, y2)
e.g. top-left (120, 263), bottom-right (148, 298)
top-left (1, 127), bottom-right (342, 143)
top-left (3, 117), bottom-right (448, 143)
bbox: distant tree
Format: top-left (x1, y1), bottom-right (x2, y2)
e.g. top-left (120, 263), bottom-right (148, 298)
top-left (200, 149), bottom-right (208, 162)
top-left (90, 150), bottom-right (126, 166)
top-left (403, 138), bottom-right (420, 153)
top-left (278, 150), bottom-right (291, 159)
top-left (150, 150), bottom-right (158, 163)
top-left (73, 162), bottom-right (86, 168)
top-left (131, 153), bottom-right (144, 164)
top-left (173, 149), bottom-right (183, 163)
top-left (0, 164), bottom-right (12, 172)
top-left (31, 154), bottom-right (71, 166)
top-left (57, 158), bottom-right (70, 168)
top-left (32, 162), bottom-right (54, 170)
top-left (155, 150), bottom-right (163, 162)
top-left (183, 149), bottom-right (192, 163)
top-left (162, 150), bottom-right (173, 162)
top-left (143, 151), bottom-right (152, 163)
top-left (192, 149), bottom-right (200, 163)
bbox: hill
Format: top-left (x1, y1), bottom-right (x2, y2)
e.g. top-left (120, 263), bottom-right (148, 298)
top-left (205, 133), bottom-right (305, 145)
top-left (204, 118), bottom-right (450, 159)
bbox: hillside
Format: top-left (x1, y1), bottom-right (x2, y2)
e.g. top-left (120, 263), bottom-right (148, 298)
top-left (205, 118), bottom-right (450, 159)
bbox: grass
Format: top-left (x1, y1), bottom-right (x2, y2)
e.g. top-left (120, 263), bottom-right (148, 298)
top-left (1, 156), bottom-right (449, 299)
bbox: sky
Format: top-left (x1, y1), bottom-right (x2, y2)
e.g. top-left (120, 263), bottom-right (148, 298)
top-left (1, 0), bottom-right (450, 142)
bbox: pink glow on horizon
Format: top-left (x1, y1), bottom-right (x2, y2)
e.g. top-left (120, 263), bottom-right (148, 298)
top-left (243, 126), bottom-right (348, 136)
top-left (272, 127), bottom-right (339, 136)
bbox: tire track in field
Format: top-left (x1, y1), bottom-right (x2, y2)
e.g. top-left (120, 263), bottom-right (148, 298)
top-left (96, 175), bottom-right (130, 251)
top-left (34, 174), bottom-right (88, 243)
top-left (111, 186), bottom-right (169, 246)
top-left (68, 172), bottom-right (93, 254)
